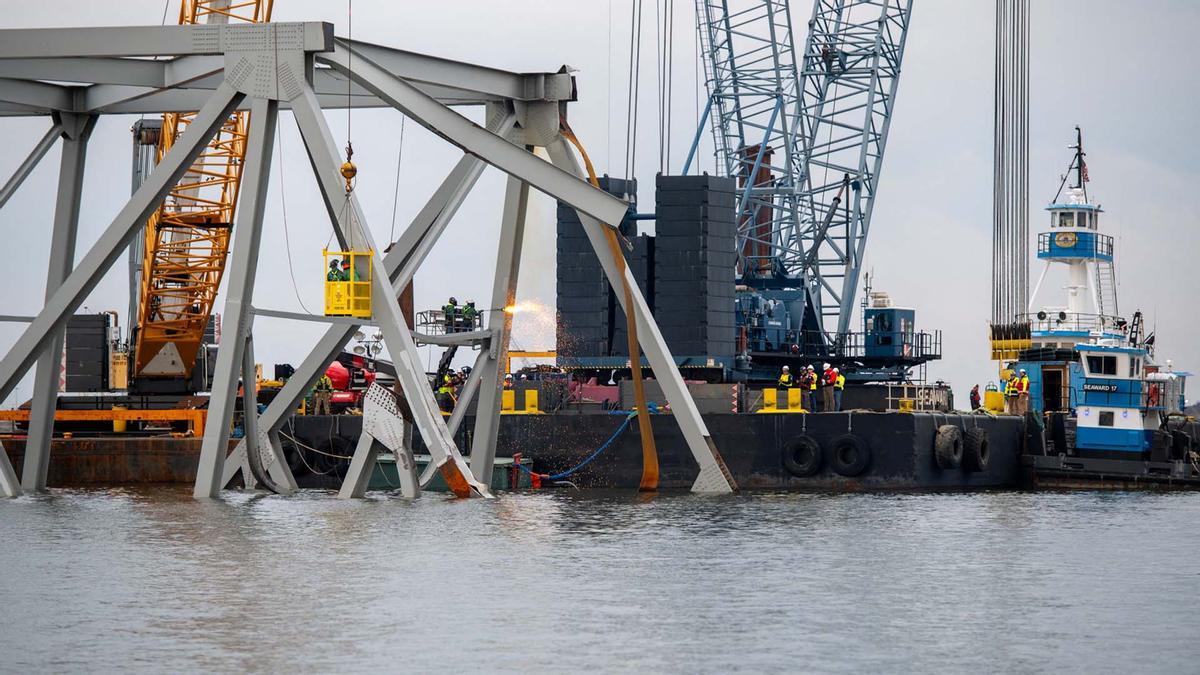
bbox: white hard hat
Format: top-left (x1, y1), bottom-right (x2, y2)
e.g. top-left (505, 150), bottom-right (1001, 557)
top-left (823, 362), bottom-right (831, 369)
top-left (782, 365), bottom-right (790, 371)
top-left (504, 373), bottom-right (513, 380)
top-left (1020, 368), bottom-right (1027, 373)
top-left (833, 367), bottom-right (840, 373)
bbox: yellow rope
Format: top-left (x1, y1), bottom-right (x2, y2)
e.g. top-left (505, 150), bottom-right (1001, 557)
top-left (560, 122), bottom-right (659, 491)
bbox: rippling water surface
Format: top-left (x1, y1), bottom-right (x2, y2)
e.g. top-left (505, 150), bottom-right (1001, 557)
top-left (2, 487), bottom-right (1198, 673)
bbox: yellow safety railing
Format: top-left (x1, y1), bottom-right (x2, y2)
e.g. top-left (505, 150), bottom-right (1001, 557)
top-left (501, 389), bottom-right (542, 415)
top-left (757, 388), bottom-right (807, 414)
top-left (323, 249), bottom-right (373, 318)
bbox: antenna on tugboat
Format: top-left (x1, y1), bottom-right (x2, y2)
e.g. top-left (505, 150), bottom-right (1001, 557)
top-left (1072, 126), bottom-right (1088, 202)
top-left (1052, 126), bottom-right (1088, 203)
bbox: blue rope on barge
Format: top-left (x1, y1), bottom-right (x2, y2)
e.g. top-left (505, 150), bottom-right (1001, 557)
top-left (517, 410), bottom-right (639, 481)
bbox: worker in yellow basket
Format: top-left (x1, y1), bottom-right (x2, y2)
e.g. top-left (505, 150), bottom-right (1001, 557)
top-left (834, 368), bottom-right (846, 411)
top-left (340, 258), bottom-right (362, 281)
top-left (777, 365), bottom-right (795, 388)
top-left (313, 373), bottom-right (334, 415)
top-left (327, 259), bottom-right (345, 281)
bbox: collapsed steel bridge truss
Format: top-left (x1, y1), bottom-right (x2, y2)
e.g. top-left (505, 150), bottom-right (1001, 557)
top-left (0, 21), bottom-right (737, 498)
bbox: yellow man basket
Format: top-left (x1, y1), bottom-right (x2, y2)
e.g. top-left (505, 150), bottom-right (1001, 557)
top-left (323, 248), bottom-right (373, 318)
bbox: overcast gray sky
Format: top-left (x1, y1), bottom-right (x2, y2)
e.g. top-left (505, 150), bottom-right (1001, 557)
top-left (2, 0), bottom-right (1197, 407)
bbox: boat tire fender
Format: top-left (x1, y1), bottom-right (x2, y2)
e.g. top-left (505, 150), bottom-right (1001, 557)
top-left (934, 425), bottom-right (963, 470)
top-left (783, 435), bottom-right (823, 477)
top-left (1171, 430), bottom-right (1193, 461)
top-left (830, 434), bottom-right (870, 477)
top-left (963, 428), bottom-right (990, 472)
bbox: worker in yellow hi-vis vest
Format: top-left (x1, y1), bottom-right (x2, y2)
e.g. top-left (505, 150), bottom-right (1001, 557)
top-left (777, 365), bottom-right (795, 388)
top-left (834, 368), bottom-right (846, 411)
top-left (313, 373), bottom-right (334, 416)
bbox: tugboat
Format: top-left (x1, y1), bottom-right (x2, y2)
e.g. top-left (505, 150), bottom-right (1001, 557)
top-left (1011, 129), bottom-right (1198, 487)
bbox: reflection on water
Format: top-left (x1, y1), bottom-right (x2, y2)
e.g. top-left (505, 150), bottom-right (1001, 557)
top-left (2, 487), bottom-right (1199, 673)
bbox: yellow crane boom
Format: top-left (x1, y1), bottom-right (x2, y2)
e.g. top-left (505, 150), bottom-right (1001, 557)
top-left (133, 0), bottom-right (274, 379)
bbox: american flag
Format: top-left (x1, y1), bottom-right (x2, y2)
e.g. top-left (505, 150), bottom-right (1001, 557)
top-left (1080, 159), bottom-right (1090, 183)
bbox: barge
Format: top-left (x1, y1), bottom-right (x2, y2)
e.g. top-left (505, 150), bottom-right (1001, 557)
top-left (3, 406), bottom-right (1027, 491)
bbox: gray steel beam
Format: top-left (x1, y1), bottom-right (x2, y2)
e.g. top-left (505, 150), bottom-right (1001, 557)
top-left (546, 140), bottom-right (737, 494)
top-left (194, 97), bottom-right (278, 499)
top-left (252, 306), bottom-right (375, 326)
top-left (249, 114), bottom-right (514, 435)
top-left (446, 348), bottom-right (491, 437)
top-left (0, 121), bottom-right (60, 210)
top-left (288, 83), bottom-right (487, 498)
top-left (321, 44), bottom-right (629, 227)
top-left (0, 57), bottom-right (166, 87)
top-left (340, 384), bottom-right (420, 499)
top-left (239, 333), bottom-right (262, 483)
top-left (0, 23), bottom-right (333, 59)
top-left (21, 113), bottom-right (97, 492)
top-left (0, 440), bottom-right (16, 497)
top-left (236, 332), bottom-right (294, 493)
top-left (83, 56), bottom-right (225, 112)
top-left (0, 78), bottom-right (73, 113)
top-left (69, 85), bottom-right (483, 116)
top-left (470, 175), bottom-right (529, 484)
top-left (0, 82), bottom-right (243, 424)
top-left (412, 329), bottom-right (492, 347)
top-left (333, 38), bottom-right (574, 103)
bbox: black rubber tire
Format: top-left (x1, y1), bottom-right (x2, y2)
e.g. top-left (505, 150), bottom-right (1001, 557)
top-left (963, 428), bottom-right (990, 472)
top-left (934, 425), bottom-right (963, 470)
top-left (782, 435), bottom-right (823, 477)
top-left (829, 434), bottom-right (871, 477)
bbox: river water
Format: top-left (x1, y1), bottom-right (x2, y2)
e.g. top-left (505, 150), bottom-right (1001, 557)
top-left (2, 487), bottom-right (1198, 673)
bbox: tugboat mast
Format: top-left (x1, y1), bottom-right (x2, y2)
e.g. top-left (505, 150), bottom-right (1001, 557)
top-left (1054, 125), bottom-right (1089, 204)
top-left (1028, 127), bottom-right (1121, 347)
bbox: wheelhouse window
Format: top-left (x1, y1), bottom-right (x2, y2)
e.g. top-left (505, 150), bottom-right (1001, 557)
top-left (1099, 411), bottom-right (1114, 427)
top-left (1086, 355), bottom-right (1118, 376)
top-left (1057, 212), bottom-right (1073, 228)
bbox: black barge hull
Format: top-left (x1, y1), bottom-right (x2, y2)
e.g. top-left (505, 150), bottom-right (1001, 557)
top-left (285, 411), bottom-right (1025, 491)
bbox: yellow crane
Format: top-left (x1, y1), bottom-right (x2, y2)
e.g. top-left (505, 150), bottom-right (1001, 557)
top-left (132, 0), bottom-right (274, 380)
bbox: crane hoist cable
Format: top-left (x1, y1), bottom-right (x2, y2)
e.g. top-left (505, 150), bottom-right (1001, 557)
top-left (388, 116), bottom-right (407, 243)
top-left (274, 122), bottom-right (314, 315)
top-left (560, 119), bottom-right (659, 491)
top-left (623, 0), bottom-right (644, 193)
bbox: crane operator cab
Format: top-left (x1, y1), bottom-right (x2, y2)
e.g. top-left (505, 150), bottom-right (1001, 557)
top-left (323, 248), bottom-right (373, 318)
